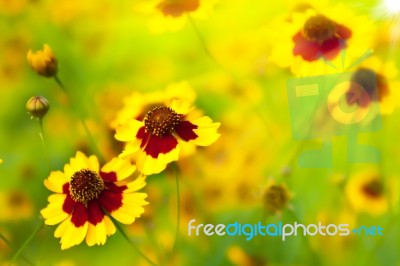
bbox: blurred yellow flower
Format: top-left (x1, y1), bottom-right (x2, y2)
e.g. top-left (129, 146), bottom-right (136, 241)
top-left (134, 0), bottom-right (217, 33)
top-left (27, 44), bottom-right (58, 78)
top-left (227, 245), bottom-right (265, 266)
top-left (268, 3), bottom-right (376, 76)
top-left (0, 190), bottom-right (33, 222)
top-left (115, 99), bottom-right (220, 175)
top-left (262, 179), bottom-right (291, 214)
top-left (350, 56), bottom-right (400, 115)
top-left (41, 151), bottom-right (148, 250)
top-left (345, 169), bottom-right (397, 216)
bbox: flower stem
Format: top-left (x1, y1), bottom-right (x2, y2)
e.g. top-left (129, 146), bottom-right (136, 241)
top-left (37, 118), bottom-right (50, 171)
top-left (187, 14), bottom-right (220, 67)
top-left (11, 221), bottom-right (44, 264)
top-left (110, 216), bottom-right (158, 266)
top-left (169, 162), bottom-right (180, 260)
top-left (53, 76), bottom-right (104, 163)
top-left (0, 233), bottom-right (35, 266)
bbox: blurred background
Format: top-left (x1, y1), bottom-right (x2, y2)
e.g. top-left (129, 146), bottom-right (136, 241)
top-left (1, 0), bottom-right (399, 265)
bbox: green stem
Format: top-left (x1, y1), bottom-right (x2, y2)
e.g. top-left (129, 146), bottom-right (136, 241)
top-left (187, 14), bottom-right (220, 67)
top-left (53, 76), bottom-right (104, 163)
top-left (11, 221), bottom-right (44, 264)
top-left (0, 233), bottom-right (35, 266)
top-left (169, 163), bottom-right (180, 260)
top-left (109, 215), bottom-right (158, 266)
top-left (37, 118), bottom-right (50, 171)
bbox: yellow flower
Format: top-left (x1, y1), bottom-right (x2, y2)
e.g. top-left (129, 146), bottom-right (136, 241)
top-left (350, 56), bottom-right (400, 115)
top-left (133, 0), bottom-right (217, 33)
top-left (40, 151), bottom-right (148, 250)
top-left (27, 44), bottom-right (58, 77)
top-left (267, 3), bottom-right (376, 76)
top-left (115, 99), bottom-right (220, 175)
top-left (262, 179), bottom-right (291, 214)
top-left (345, 169), bottom-right (397, 216)
top-left (227, 245), bottom-right (266, 266)
top-left (0, 190), bottom-right (33, 222)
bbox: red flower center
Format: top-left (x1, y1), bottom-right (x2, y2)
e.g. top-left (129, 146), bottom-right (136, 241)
top-left (292, 14), bottom-right (352, 62)
top-left (144, 106), bottom-right (181, 137)
top-left (362, 179), bottom-right (383, 199)
top-left (69, 169), bottom-right (105, 203)
top-left (157, 0), bottom-right (200, 17)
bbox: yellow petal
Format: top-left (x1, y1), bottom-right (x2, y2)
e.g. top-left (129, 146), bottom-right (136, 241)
top-left (44, 171), bottom-right (69, 193)
top-left (115, 119), bottom-right (144, 142)
top-left (170, 99), bottom-right (193, 115)
top-left (101, 158), bottom-right (136, 181)
top-left (69, 151), bottom-right (99, 173)
top-left (86, 219), bottom-right (110, 246)
top-left (56, 217), bottom-right (88, 250)
top-left (136, 146), bottom-right (180, 175)
top-left (110, 193), bottom-right (148, 224)
top-left (125, 175), bottom-right (147, 193)
top-left (40, 194), bottom-right (69, 225)
top-left (190, 116), bottom-right (221, 146)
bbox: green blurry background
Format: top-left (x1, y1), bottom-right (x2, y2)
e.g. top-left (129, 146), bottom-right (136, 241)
top-left (1, 0), bottom-right (399, 265)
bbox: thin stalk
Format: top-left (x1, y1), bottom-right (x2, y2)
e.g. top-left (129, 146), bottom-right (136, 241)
top-left (37, 118), bottom-right (50, 171)
top-left (53, 76), bottom-right (104, 163)
top-left (169, 162), bottom-right (180, 261)
top-left (109, 215), bottom-right (158, 266)
top-left (11, 221), bottom-right (43, 264)
top-left (187, 14), bottom-right (220, 67)
top-left (0, 233), bottom-right (35, 266)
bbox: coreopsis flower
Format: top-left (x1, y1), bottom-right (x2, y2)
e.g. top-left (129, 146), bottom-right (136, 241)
top-left (40, 152), bottom-right (148, 250)
top-left (262, 179), bottom-right (291, 214)
top-left (115, 99), bottom-right (220, 175)
top-left (349, 56), bottom-right (400, 115)
top-left (134, 0), bottom-right (217, 33)
top-left (267, 3), bottom-right (375, 76)
top-left (26, 96), bottom-right (50, 119)
top-left (0, 190), bottom-right (33, 222)
top-left (27, 44), bottom-right (58, 77)
top-left (345, 169), bottom-right (398, 216)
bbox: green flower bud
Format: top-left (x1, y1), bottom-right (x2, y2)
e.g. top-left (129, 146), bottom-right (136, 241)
top-left (26, 96), bottom-right (50, 119)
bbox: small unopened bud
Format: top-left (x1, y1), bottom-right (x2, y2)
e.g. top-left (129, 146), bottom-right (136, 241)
top-left (26, 96), bottom-right (49, 119)
top-left (27, 44), bottom-right (58, 77)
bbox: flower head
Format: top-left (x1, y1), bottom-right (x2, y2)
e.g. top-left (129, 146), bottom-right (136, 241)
top-left (115, 99), bottom-right (220, 175)
top-left (262, 179), bottom-right (291, 214)
top-left (268, 3), bottom-right (375, 76)
top-left (27, 44), bottom-right (58, 77)
top-left (40, 151), bottom-right (148, 250)
top-left (26, 96), bottom-right (50, 119)
top-left (345, 169), bottom-right (392, 216)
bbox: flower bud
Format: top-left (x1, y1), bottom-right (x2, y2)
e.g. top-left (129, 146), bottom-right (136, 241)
top-left (27, 44), bottom-right (58, 77)
top-left (26, 96), bottom-right (50, 119)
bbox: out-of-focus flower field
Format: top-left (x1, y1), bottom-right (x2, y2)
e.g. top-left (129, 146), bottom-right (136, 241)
top-left (1, 0), bottom-right (400, 265)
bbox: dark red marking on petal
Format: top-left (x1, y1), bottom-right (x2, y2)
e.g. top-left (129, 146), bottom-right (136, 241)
top-left (70, 202), bottom-right (88, 227)
top-left (62, 183), bottom-right (69, 194)
top-left (319, 38), bottom-right (341, 60)
top-left (99, 190), bottom-right (123, 213)
top-left (87, 200), bottom-right (105, 225)
top-left (143, 134), bottom-right (178, 158)
top-left (62, 194), bottom-right (75, 214)
top-left (292, 23), bottom-right (352, 62)
top-left (137, 126), bottom-right (150, 149)
top-left (157, 0), bottom-right (200, 17)
top-left (106, 183), bottom-right (127, 193)
top-left (100, 171), bottom-right (118, 183)
top-left (292, 32), bottom-right (320, 61)
top-left (175, 120), bottom-right (198, 141)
